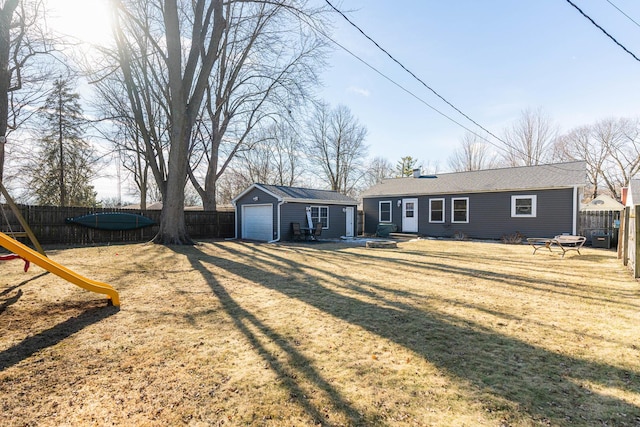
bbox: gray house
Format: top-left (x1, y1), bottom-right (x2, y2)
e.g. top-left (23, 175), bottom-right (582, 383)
top-left (233, 183), bottom-right (358, 242)
top-left (361, 161), bottom-right (586, 240)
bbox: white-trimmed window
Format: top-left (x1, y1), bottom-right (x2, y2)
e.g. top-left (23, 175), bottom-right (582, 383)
top-left (511, 195), bottom-right (537, 217)
top-left (429, 198), bottom-right (445, 223)
top-left (311, 206), bottom-right (329, 228)
top-left (379, 201), bottom-right (392, 222)
top-left (451, 197), bottom-right (469, 223)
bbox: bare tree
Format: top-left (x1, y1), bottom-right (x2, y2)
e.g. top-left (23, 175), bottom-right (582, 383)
top-left (448, 131), bottom-right (499, 172)
top-left (598, 117), bottom-right (640, 198)
top-left (364, 156), bottom-right (393, 186)
top-left (554, 125), bottom-right (607, 199)
top-left (306, 102), bottom-right (367, 196)
top-left (90, 75), bottom-right (161, 210)
top-left (186, 1), bottom-right (326, 210)
top-left (109, 0), bottom-right (228, 244)
top-left (0, 0), bottom-right (55, 184)
top-left (501, 107), bottom-right (557, 167)
top-left (108, 0), bottom-right (325, 243)
top-left (237, 120), bottom-right (304, 186)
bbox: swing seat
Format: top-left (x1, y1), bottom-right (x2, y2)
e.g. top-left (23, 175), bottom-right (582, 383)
top-left (0, 253), bottom-right (30, 272)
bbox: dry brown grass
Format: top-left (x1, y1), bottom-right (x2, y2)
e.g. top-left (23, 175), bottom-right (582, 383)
top-left (1, 239), bottom-right (639, 426)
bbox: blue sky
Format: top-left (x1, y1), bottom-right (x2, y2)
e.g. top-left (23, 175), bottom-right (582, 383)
top-left (317, 0), bottom-right (640, 170)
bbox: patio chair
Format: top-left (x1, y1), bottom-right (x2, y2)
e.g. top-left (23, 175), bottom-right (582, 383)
top-left (291, 222), bottom-right (303, 241)
top-left (311, 222), bottom-right (323, 240)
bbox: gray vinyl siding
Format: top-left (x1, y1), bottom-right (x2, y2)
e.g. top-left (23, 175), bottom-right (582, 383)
top-left (280, 202), bottom-right (357, 241)
top-left (235, 187), bottom-right (278, 240)
top-left (363, 188), bottom-right (576, 239)
top-left (235, 187), bottom-right (357, 241)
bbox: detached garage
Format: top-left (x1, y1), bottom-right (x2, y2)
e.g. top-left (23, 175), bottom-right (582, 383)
top-left (233, 183), bottom-right (358, 242)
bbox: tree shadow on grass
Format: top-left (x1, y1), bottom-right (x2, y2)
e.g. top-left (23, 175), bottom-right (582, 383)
top-left (176, 246), bottom-right (367, 426)
top-left (0, 301), bottom-right (119, 371)
top-left (185, 242), bottom-right (640, 426)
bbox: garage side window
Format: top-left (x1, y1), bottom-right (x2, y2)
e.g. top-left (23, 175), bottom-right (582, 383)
top-left (429, 198), bottom-right (444, 223)
top-left (311, 206), bottom-right (329, 228)
top-left (379, 201), bottom-right (392, 222)
top-left (451, 197), bottom-right (469, 223)
top-left (512, 195), bottom-right (537, 217)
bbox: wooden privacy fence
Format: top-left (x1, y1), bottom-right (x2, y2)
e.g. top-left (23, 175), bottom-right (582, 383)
top-left (618, 205), bottom-right (640, 278)
top-left (578, 210), bottom-right (621, 247)
top-left (0, 205), bottom-right (235, 246)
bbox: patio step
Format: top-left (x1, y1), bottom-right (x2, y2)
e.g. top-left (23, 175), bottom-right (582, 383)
top-left (388, 232), bottom-right (418, 240)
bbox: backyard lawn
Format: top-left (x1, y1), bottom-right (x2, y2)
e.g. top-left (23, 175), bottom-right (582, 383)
top-left (1, 238), bottom-right (639, 426)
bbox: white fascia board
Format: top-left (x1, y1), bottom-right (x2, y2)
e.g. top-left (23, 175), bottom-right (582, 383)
top-left (231, 183), bottom-right (283, 204)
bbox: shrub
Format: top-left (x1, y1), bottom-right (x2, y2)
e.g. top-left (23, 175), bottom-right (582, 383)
top-left (501, 231), bottom-right (524, 244)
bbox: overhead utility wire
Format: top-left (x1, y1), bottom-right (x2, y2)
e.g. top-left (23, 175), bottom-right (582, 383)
top-left (605, 0), bottom-right (640, 30)
top-left (318, 30), bottom-right (499, 150)
top-left (564, 0), bottom-right (640, 62)
top-left (318, 1), bottom-right (577, 172)
top-left (323, 0), bottom-right (505, 146)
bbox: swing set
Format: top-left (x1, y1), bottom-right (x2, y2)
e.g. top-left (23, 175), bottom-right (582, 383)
top-left (0, 182), bottom-right (120, 306)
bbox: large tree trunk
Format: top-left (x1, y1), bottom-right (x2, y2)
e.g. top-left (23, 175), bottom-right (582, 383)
top-left (0, 1), bottom-right (18, 183)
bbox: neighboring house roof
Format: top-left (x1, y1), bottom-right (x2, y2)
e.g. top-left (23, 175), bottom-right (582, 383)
top-left (581, 194), bottom-right (624, 211)
top-left (233, 183), bottom-right (357, 205)
top-left (361, 161), bottom-right (586, 198)
top-left (627, 179), bottom-right (640, 206)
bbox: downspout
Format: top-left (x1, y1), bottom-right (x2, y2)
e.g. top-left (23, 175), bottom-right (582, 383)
top-left (231, 200), bottom-right (238, 240)
top-left (572, 185), bottom-right (578, 235)
top-left (268, 200), bottom-right (285, 243)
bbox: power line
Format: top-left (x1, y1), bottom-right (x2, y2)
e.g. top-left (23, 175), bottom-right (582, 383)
top-left (318, 1), bottom-right (579, 173)
top-left (323, 0), bottom-right (505, 146)
top-left (605, 0), bottom-right (640, 30)
top-left (564, 0), bottom-right (640, 62)
top-left (319, 30), bottom-right (500, 149)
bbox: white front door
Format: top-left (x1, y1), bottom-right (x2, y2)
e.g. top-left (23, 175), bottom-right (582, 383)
top-left (345, 206), bottom-right (354, 237)
top-left (402, 198), bottom-right (418, 233)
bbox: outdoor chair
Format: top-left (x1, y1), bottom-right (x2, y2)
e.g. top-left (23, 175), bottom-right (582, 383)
top-left (291, 222), bottom-right (303, 241)
top-left (311, 222), bottom-right (323, 240)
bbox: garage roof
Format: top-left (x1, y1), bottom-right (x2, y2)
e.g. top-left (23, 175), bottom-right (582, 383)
top-left (233, 183), bottom-right (357, 205)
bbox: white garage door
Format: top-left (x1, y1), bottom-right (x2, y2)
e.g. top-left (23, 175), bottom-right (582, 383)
top-left (242, 204), bottom-right (273, 241)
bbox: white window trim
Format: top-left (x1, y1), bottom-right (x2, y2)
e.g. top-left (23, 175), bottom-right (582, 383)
top-left (379, 201), bottom-right (392, 223)
top-left (311, 205), bottom-right (329, 229)
top-left (429, 198), bottom-right (445, 223)
top-left (451, 197), bottom-right (469, 223)
top-left (511, 195), bottom-right (537, 218)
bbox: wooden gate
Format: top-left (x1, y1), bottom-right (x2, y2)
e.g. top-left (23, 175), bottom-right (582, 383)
top-left (578, 210), bottom-right (621, 246)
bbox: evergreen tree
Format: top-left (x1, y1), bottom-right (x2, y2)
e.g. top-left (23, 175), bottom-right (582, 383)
top-left (30, 79), bottom-right (96, 206)
top-left (396, 156), bottom-right (418, 177)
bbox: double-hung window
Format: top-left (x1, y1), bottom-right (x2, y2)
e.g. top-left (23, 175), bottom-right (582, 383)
top-left (511, 195), bottom-right (537, 217)
top-left (429, 198), bottom-right (445, 223)
top-left (451, 197), bottom-right (469, 223)
top-left (379, 201), bottom-right (392, 222)
top-left (310, 206), bottom-right (329, 228)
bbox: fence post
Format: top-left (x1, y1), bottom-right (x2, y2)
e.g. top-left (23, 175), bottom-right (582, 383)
top-left (636, 206), bottom-right (640, 278)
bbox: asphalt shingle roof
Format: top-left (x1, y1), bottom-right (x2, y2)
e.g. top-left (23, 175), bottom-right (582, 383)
top-left (258, 184), bottom-right (357, 203)
top-left (361, 161), bottom-right (586, 198)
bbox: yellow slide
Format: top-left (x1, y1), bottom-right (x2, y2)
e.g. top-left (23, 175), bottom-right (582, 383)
top-left (0, 231), bottom-right (120, 306)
